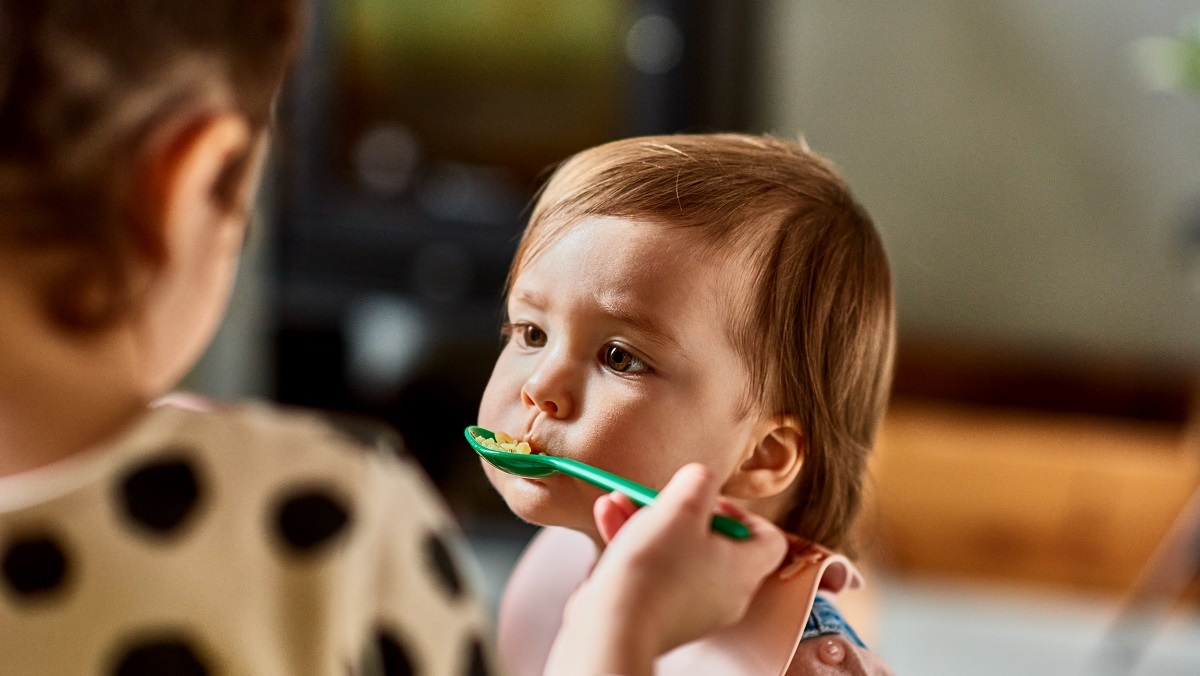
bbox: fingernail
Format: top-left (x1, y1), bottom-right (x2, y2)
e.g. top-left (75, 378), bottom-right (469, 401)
top-left (818, 638), bottom-right (846, 665)
top-left (714, 499), bottom-right (748, 519)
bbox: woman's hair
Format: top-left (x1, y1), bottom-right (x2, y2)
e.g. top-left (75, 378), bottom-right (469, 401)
top-left (511, 134), bottom-right (896, 551)
top-left (0, 1), bottom-right (305, 330)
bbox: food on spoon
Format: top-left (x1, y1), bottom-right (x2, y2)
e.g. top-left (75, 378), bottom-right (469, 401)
top-left (473, 430), bottom-right (533, 454)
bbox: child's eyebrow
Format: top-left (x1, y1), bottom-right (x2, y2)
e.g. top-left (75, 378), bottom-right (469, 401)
top-left (511, 288), bottom-right (548, 310)
top-left (512, 287), bottom-right (685, 356)
top-left (597, 297), bottom-right (684, 354)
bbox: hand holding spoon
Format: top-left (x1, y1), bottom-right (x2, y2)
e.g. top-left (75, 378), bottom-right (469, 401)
top-left (465, 425), bottom-right (750, 539)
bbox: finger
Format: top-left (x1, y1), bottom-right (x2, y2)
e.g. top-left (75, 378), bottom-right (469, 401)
top-left (651, 463), bottom-right (721, 528)
top-left (747, 516), bottom-right (789, 566)
top-left (609, 490), bottom-right (639, 515)
top-left (713, 496), bottom-right (751, 520)
top-left (593, 494), bottom-right (631, 543)
top-left (714, 498), bottom-right (785, 560)
top-left (713, 506), bottom-right (789, 569)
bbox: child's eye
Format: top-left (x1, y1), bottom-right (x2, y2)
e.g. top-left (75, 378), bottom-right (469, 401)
top-left (509, 323), bottom-right (547, 349)
top-left (500, 322), bottom-right (548, 349)
top-left (602, 345), bottom-right (646, 373)
top-left (524, 325), bottom-right (547, 347)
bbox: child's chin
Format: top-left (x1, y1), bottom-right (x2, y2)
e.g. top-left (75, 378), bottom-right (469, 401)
top-left (491, 472), bottom-right (592, 532)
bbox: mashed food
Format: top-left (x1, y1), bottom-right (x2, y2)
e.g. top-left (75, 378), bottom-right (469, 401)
top-left (473, 430), bottom-right (532, 455)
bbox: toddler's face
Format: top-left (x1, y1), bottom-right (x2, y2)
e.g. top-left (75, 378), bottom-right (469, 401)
top-left (478, 216), bottom-right (763, 538)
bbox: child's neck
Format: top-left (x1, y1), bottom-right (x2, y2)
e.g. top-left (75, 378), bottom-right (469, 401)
top-left (0, 272), bottom-right (151, 477)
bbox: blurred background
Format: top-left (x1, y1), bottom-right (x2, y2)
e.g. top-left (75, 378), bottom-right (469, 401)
top-left (186, 1), bottom-right (1200, 673)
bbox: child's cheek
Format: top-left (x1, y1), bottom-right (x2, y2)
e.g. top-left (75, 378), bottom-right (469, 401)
top-left (477, 383), bottom-right (509, 430)
top-left (477, 352), bottom-right (523, 422)
top-left (573, 398), bottom-right (663, 483)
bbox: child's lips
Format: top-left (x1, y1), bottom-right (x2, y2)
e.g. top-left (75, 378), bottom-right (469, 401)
top-left (522, 436), bottom-right (548, 455)
top-left (520, 424), bottom-right (551, 455)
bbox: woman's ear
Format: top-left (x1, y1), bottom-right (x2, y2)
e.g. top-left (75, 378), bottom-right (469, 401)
top-left (131, 112), bottom-right (255, 267)
top-left (722, 416), bottom-right (805, 500)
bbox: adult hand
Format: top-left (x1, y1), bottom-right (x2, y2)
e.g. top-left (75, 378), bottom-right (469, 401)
top-left (545, 463), bottom-right (788, 676)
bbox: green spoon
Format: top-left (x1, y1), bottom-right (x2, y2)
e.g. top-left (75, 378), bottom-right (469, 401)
top-left (465, 426), bottom-right (750, 540)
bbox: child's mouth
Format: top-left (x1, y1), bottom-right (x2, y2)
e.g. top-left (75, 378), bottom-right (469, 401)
top-left (473, 429), bottom-right (543, 455)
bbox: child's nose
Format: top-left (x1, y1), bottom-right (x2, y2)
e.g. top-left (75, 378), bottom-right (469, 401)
top-left (520, 357), bottom-right (575, 419)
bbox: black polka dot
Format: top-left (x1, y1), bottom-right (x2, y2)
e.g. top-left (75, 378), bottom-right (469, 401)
top-left (375, 629), bottom-right (416, 676)
top-left (118, 454), bottom-right (203, 536)
top-left (425, 532), bottom-right (464, 599)
top-left (465, 637), bottom-right (489, 676)
top-left (2, 535), bottom-right (69, 599)
top-left (110, 637), bottom-right (208, 676)
top-left (275, 488), bottom-right (351, 554)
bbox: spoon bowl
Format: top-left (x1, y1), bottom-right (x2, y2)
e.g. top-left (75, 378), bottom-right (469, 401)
top-left (465, 426), bottom-right (558, 478)
top-left (465, 425), bottom-right (749, 539)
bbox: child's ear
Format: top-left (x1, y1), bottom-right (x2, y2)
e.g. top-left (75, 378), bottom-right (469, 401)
top-left (722, 416), bottom-right (804, 500)
top-left (132, 112), bottom-right (255, 266)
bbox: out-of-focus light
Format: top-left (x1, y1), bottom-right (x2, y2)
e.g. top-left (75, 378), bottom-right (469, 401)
top-left (345, 295), bottom-right (428, 402)
top-left (1131, 15), bottom-right (1200, 95)
top-left (353, 123), bottom-right (421, 196)
top-left (416, 162), bottom-right (522, 226)
top-left (625, 14), bottom-right (684, 75)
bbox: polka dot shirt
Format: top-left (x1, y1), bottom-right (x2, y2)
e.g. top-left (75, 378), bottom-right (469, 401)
top-left (0, 403), bottom-right (492, 675)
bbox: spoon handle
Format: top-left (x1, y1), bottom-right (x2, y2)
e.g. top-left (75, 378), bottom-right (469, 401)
top-left (542, 456), bottom-right (750, 540)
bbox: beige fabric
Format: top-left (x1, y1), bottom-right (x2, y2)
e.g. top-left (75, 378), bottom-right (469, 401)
top-left (0, 402), bottom-right (490, 676)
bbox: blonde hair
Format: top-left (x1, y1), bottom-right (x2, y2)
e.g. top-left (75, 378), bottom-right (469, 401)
top-left (510, 134), bottom-right (896, 550)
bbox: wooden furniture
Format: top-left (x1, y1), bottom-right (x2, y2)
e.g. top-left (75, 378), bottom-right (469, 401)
top-left (866, 400), bottom-right (1200, 593)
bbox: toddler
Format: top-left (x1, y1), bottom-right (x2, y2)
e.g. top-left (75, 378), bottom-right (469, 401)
top-left (0, 4), bottom-right (788, 675)
top-left (477, 133), bottom-right (897, 675)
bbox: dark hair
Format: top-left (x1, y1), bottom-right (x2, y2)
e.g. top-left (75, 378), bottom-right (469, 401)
top-left (0, 0), bottom-right (305, 330)
top-left (512, 134), bottom-right (896, 551)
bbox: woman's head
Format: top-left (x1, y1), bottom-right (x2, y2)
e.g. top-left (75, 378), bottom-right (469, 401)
top-left (0, 0), bottom-right (305, 331)
top-left (484, 134), bottom-right (895, 550)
